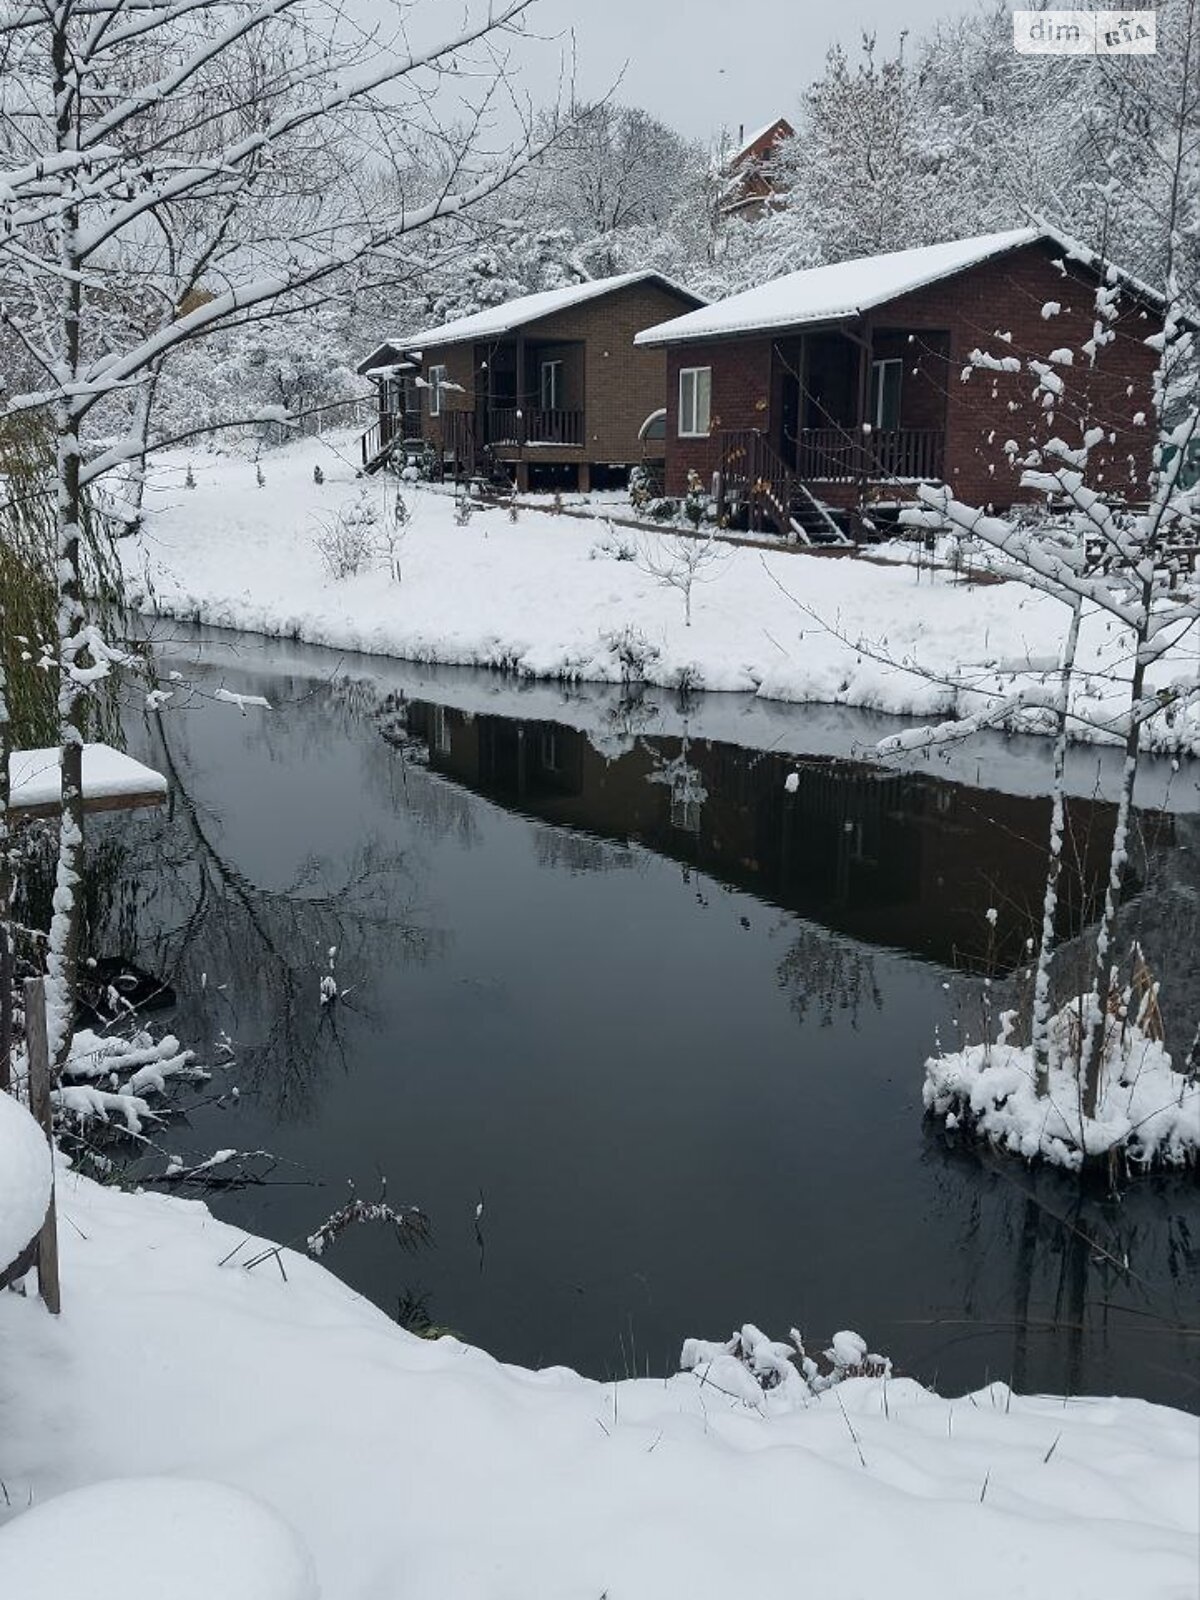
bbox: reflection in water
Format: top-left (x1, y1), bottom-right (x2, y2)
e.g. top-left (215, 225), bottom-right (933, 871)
top-left (91, 640), bottom-right (1197, 1409)
top-left (401, 695), bottom-right (1147, 973)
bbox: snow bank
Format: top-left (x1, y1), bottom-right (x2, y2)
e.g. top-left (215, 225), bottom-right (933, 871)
top-left (0, 1171), bottom-right (1196, 1598)
top-left (0, 1478), bottom-right (317, 1600)
top-left (925, 1003), bottom-right (1200, 1170)
top-left (0, 1091), bottom-right (51, 1272)
top-left (124, 433), bottom-right (1200, 753)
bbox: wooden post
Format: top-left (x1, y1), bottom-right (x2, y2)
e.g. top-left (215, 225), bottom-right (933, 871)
top-left (24, 976), bottom-right (60, 1314)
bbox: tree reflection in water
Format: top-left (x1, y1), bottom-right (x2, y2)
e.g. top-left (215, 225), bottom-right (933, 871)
top-left (93, 708), bottom-right (441, 1123)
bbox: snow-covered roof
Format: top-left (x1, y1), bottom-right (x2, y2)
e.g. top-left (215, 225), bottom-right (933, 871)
top-left (729, 117), bottom-right (792, 165)
top-left (402, 272), bottom-right (704, 350)
top-left (635, 227), bottom-right (1158, 347)
top-left (356, 342), bottom-right (419, 377)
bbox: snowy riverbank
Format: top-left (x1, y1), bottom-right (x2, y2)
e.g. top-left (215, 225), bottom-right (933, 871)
top-left (124, 432), bottom-right (1200, 752)
top-left (1, 1169), bottom-right (1197, 1598)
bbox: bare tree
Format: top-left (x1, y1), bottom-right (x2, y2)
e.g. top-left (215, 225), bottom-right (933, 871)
top-left (0, 0), bottom-right (556, 1067)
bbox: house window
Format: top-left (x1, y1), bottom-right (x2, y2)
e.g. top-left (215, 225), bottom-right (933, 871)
top-left (678, 367), bottom-right (712, 437)
top-left (540, 360), bottom-right (563, 412)
top-left (870, 359), bottom-right (902, 431)
top-left (428, 363), bottom-right (447, 418)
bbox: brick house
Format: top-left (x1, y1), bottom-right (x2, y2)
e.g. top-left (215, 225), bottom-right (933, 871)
top-left (635, 228), bottom-right (1165, 538)
top-left (363, 272), bottom-right (703, 491)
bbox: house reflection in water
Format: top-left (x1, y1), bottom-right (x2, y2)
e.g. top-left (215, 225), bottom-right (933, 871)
top-left (404, 700), bottom-right (1146, 972)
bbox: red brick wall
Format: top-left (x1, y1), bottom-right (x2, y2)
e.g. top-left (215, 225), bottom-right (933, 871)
top-left (661, 239), bottom-right (1162, 510)
top-left (870, 238), bottom-right (1160, 509)
top-left (664, 338), bottom-right (774, 495)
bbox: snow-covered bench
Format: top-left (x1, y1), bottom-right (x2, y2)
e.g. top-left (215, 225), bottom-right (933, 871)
top-left (7, 744), bottom-right (167, 823)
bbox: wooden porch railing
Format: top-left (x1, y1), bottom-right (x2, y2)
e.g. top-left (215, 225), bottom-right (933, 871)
top-left (360, 409), bottom-right (421, 468)
top-left (487, 407), bottom-right (584, 447)
top-left (717, 428), bottom-right (798, 538)
top-left (796, 427), bottom-right (944, 483)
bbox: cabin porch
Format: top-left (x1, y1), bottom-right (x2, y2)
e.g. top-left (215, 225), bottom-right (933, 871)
top-left (773, 327), bottom-right (949, 491)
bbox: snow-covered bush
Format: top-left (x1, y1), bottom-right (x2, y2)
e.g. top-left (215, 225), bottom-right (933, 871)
top-left (589, 524), bottom-right (638, 562)
top-left (926, 988), bottom-right (1199, 1172)
top-left (603, 624), bottom-right (662, 683)
top-left (680, 1323), bottom-right (890, 1405)
top-left (314, 493), bottom-right (378, 580)
top-left (646, 497), bottom-right (678, 523)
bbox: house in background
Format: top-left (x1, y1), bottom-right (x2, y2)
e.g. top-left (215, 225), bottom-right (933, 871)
top-left (357, 341), bottom-right (423, 472)
top-left (374, 272), bottom-right (705, 492)
top-left (720, 116), bottom-right (794, 220)
top-left (635, 227), bottom-right (1164, 539)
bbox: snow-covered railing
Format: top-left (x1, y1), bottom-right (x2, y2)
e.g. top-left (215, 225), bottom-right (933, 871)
top-left (8, 744), bottom-right (167, 823)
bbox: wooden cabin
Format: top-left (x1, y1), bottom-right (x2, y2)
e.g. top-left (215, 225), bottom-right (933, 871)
top-left (363, 272), bottom-right (704, 491)
top-left (357, 342), bottom-right (423, 471)
top-left (721, 116), bottom-right (794, 221)
top-left (635, 228), bottom-right (1165, 539)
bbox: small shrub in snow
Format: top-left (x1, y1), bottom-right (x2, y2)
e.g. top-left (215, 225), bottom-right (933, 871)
top-left (184, 462), bottom-right (195, 490)
top-left (256, 461), bottom-right (265, 488)
top-left (682, 468), bottom-right (708, 529)
top-left (313, 463), bottom-right (324, 485)
top-left (314, 492), bottom-right (377, 579)
top-left (680, 1323), bottom-right (890, 1406)
top-left (647, 496), bottom-right (677, 522)
top-left (603, 623), bottom-right (661, 683)
top-left (453, 493), bottom-right (474, 527)
top-left (589, 523), bottom-right (638, 562)
top-left (628, 464), bottom-right (656, 510)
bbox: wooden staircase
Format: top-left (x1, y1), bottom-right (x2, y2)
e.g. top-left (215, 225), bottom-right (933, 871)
top-left (717, 429), bottom-right (850, 544)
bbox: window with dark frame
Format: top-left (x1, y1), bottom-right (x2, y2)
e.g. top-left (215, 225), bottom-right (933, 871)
top-left (679, 366), bottom-right (712, 437)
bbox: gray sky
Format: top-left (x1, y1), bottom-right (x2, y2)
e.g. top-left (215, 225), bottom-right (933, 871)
top-left (540, 0), bottom-right (974, 140)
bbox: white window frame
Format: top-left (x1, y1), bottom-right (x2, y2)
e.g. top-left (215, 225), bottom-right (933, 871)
top-left (678, 366), bottom-right (712, 438)
top-left (428, 363), bottom-right (447, 418)
top-left (539, 359), bottom-right (563, 412)
top-left (430, 704), bottom-right (451, 756)
top-left (870, 358), bottom-right (902, 431)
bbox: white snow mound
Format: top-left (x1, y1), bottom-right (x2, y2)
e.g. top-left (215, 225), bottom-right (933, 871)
top-left (0, 1478), bottom-right (318, 1600)
top-left (0, 1090), bottom-right (51, 1272)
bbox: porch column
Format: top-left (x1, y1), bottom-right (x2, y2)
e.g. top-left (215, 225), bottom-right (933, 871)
top-left (515, 330), bottom-right (527, 447)
top-left (855, 322), bottom-right (870, 498)
top-left (577, 461), bottom-right (591, 494)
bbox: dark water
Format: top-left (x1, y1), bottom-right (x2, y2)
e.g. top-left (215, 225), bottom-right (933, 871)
top-left (91, 628), bottom-right (1199, 1407)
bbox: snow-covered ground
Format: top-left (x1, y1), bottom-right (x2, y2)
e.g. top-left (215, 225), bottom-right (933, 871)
top-left (124, 432), bottom-right (1200, 752)
top-left (1, 1168), bottom-right (1196, 1599)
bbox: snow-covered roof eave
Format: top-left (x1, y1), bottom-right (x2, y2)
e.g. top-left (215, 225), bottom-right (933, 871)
top-left (356, 342), bottom-right (421, 377)
top-left (405, 271), bottom-right (706, 352)
top-left (635, 225), bottom-right (1171, 349)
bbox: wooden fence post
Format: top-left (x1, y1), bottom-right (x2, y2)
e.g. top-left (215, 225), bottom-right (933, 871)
top-left (23, 976), bottom-right (60, 1315)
